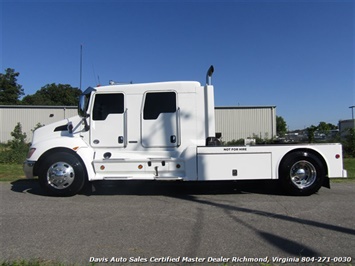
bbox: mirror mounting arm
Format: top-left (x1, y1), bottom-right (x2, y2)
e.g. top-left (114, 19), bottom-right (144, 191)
top-left (82, 116), bottom-right (90, 131)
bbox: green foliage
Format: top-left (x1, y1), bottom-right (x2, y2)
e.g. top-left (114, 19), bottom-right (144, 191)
top-left (9, 122), bottom-right (27, 149)
top-left (222, 135), bottom-right (275, 146)
top-left (251, 133), bottom-right (274, 144)
top-left (0, 123), bottom-right (29, 164)
top-left (306, 122), bottom-right (338, 143)
top-left (306, 125), bottom-right (317, 143)
top-left (0, 68), bottom-right (24, 104)
top-left (276, 116), bottom-right (287, 137)
top-left (342, 128), bottom-right (355, 157)
top-left (317, 121), bottom-right (337, 132)
top-left (223, 138), bottom-right (245, 146)
top-left (0, 260), bottom-right (42, 266)
top-left (0, 259), bottom-right (76, 266)
top-left (22, 83), bottom-right (82, 106)
top-left (32, 122), bottom-right (44, 132)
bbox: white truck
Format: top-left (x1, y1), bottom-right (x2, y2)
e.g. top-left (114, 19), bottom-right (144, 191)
top-left (23, 66), bottom-right (347, 196)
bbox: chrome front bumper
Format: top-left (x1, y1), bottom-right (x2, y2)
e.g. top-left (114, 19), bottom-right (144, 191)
top-left (23, 160), bottom-right (36, 179)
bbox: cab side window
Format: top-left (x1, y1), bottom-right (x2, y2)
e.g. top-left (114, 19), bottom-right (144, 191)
top-left (93, 93), bottom-right (124, 120)
top-left (143, 92), bottom-right (176, 120)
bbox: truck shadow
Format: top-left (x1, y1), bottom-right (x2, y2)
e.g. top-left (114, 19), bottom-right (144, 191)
top-left (89, 180), bottom-right (285, 196)
top-left (10, 179), bottom-right (285, 196)
top-left (173, 194), bottom-right (355, 258)
top-left (11, 179), bottom-right (46, 196)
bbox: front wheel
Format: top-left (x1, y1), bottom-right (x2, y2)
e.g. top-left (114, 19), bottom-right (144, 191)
top-left (279, 151), bottom-right (326, 196)
top-left (38, 152), bottom-right (87, 196)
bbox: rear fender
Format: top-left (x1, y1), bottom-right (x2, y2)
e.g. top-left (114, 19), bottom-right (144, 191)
top-left (279, 148), bottom-right (330, 189)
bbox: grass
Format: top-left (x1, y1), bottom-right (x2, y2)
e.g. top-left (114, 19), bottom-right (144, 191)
top-left (1, 158), bottom-right (354, 183)
top-left (343, 158), bottom-right (355, 179)
top-left (1, 260), bottom-right (52, 266)
top-left (0, 259), bottom-right (83, 266)
top-left (0, 163), bottom-right (26, 181)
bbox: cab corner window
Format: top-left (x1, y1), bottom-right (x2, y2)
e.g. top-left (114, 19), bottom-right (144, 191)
top-left (143, 92), bottom-right (176, 120)
top-left (93, 93), bottom-right (124, 120)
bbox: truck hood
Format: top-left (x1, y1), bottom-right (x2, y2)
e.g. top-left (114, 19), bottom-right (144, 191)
top-left (31, 115), bottom-right (84, 145)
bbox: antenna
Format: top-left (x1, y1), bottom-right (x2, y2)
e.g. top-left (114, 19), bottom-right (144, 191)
top-left (79, 44), bottom-right (83, 90)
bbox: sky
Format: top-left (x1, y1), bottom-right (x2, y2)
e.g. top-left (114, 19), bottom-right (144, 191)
top-left (1, 0), bottom-right (354, 130)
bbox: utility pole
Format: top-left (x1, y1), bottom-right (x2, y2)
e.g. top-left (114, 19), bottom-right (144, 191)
top-left (350, 106), bottom-right (355, 120)
top-left (349, 106), bottom-right (355, 131)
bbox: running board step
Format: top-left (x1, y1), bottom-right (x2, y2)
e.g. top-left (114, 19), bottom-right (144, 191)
top-left (154, 177), bottom-right (183, 181)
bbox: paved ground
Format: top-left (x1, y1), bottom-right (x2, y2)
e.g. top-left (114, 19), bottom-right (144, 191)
top-left (1, 179), bottom-right (354, 265)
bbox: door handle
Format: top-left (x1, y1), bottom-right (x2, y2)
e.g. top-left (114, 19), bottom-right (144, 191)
top-left (118, 136), bottom-right (124, 143)
top-left (170, 135), bottom-right (176, 143)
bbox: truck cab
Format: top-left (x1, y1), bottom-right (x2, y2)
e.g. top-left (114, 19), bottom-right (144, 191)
top-left (77, 80), bottom-right (216, 181)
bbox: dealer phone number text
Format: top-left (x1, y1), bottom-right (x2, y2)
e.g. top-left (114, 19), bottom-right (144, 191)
top-left (301, 257), bottom-right (352, 263)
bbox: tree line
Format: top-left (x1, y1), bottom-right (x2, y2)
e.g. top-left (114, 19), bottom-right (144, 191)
top-left (0, 68), bottom-right (338, 133)
top-left (1, 67), bottom-right (354, 158)
top-left (0, 68), bottom-right (81, 106)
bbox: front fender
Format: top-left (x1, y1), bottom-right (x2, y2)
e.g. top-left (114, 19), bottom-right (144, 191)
top-left (28, 137), bottom-right (95, 180)
top-left (28, 137), bottom-right (88, 161)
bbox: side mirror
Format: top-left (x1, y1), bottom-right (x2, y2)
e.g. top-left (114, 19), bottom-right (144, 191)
top-left (78, 95), bottom-right (88, 118)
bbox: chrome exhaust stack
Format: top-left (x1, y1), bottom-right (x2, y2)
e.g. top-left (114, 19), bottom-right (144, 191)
top-left (206, 65), bottom-right (214, 85)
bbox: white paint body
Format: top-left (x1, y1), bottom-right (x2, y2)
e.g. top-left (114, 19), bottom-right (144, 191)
top-left (24, 81), bottom-right (347, 182)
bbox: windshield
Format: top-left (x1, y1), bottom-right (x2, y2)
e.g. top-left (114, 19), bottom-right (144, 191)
top-left (78, 87), bottom-right (96, 118)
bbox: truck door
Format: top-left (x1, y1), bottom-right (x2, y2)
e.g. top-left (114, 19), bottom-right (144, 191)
top-left (141, 91), bottom-right (179, 148)
top-left (90, 93), bottom-right (126, 148)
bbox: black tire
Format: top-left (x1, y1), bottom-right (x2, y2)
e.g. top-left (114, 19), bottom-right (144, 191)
top-left (38, 151), bottom-right (87, 196)
top-left (279, 151), bottom-right (325, 196)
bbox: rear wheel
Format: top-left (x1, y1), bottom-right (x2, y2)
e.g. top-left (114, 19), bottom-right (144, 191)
top-left (279, 151), bottom-right (325, 196)
top-left (38, 152), bottom-right (87, 196)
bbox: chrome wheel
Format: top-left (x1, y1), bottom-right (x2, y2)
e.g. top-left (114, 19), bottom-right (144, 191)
top-left (46, 162), bottom-right (75, 190)
top-left (290, 160), bottom-right (317, 189)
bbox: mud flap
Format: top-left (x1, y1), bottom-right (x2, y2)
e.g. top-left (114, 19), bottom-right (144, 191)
top-left (322, 176), bottom-right (330, 189)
